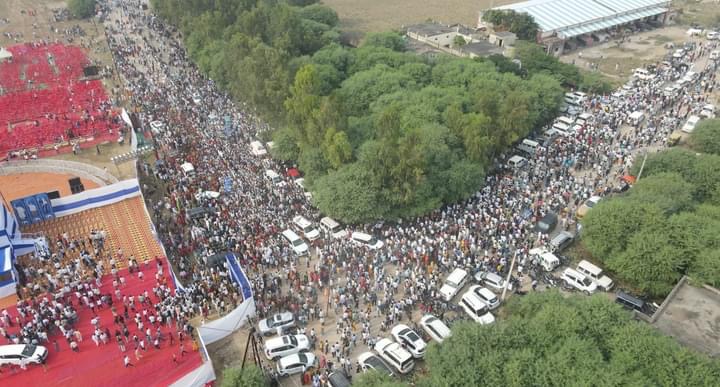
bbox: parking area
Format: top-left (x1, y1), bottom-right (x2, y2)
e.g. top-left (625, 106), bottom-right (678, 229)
top-left (652, 281), bottom-right (720, 357)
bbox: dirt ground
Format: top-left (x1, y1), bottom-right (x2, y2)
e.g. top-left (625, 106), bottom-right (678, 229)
top-left (676, 0), bottom-right (720, 29)
top-left (322, 0), bottom-right (520, 42)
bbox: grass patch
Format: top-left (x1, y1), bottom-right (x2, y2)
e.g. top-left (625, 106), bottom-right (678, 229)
top-left (651, 34), bottom-right (673, 45)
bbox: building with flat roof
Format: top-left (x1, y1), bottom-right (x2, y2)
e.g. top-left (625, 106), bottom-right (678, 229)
top-left (480, 0), bottom-right (672, 55)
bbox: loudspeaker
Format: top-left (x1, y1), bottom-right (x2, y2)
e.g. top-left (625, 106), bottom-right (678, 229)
top-left (47, 190), bottom-right (60, 200)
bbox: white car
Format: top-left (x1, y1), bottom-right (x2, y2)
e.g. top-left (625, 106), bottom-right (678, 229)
top-left (357, 352), bottom-right (395, 377)
top-left (439, 268), bottom-right (468, 302)
top-left (469, 285), bottom-right (500, 310)
top-left (419, 314), bottom-right (452, 343)
top-left (711, 50), bottom-right (720, 60)
top-left (293, 215), bottom-right (320, 241)
top-left (149, 120), bottom-right (165, 135)
top-left (192, 92), bottom-right (202, 104)
top-left (264, 334), bottom-right (310, 360)
top-left (276, 352), bottom-right (317, 376)
top-left (459, 290), bottom-right (495, 324)
top-left (390, 324), bottom-right (427, 358)
top-left (560, 268), bottom-right (598, 294)
top-left (351, 231), bottom-right (384, 249)
top-left (258, 312), bottom-right (295, 336)
top-left (0, 344), bottom-right (48, 367)
top-left (374, 338), bottom-right (414, 374)
top-left (700, 104), bottom-right (715, 119)
top-left (681, 115), bottom-right (701, 133)
top-left (474, 271), bottom-right (512, 293)
top-left (707, 31), bottom-right (719, 40)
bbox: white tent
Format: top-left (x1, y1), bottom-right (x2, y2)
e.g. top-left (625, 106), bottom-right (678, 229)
top-left (0, 47), bottom-right (12, 62)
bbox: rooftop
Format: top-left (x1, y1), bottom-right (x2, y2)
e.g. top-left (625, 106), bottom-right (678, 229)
top-left (461, 41), bottom-right (504, 57)
top-left (494, 0), bottom-right (670, 36)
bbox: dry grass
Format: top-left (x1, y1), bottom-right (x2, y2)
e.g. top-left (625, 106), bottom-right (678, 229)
top-left (321, 0), bottom-right (521, 41)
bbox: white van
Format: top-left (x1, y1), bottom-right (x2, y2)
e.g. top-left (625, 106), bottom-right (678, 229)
top-left (560, 268), bottom-right (598, 294)
top-left (470, 285), bottom-right (500, 310)
top-left (475, 271), bottom-right (512, 292)
top-left (0, 344), bottom-right (48, 367)
top-left (555, 116), bottom-right (574, 127)
top-left (264, 335), bottom-right (310, 360)
top-left (180, 162), bottom-right (195, 176)
top-left (552, 122), bottom-right (571, 133)
top-left (439, 268), bottom-right (469, 302)
top-left (320, 217), bottom-right (348, 239)
top-left (529, 247), bottom-right (560, 272)
top-left (629, 111), bottom-right (645, 126)
top-left (265, 169), bottom-right (282, 185)
top-left (250, 141), bottom-right (267, 157)
top-left (507, 155), bottom-right (527, 169)
top-left (549, 231), bottom-right (574, 253)
top-left (517, 139), bottom-right (539, 155)
top-left (292, 216), bottom-right (320, 241)
top-left (576, 260), bottom-right (614, 291)
top-left (351, 232), bottom-right (384, 249)
top-left (282, 229), bottom-right (309, 256)
top-left (149, 120), bottom-right (165, 135)
top-left (374, 338), bottom-right (414, 374)
top-left (459, 290), bottom-right (495, 324)
top-left (419, 314), bottom-right (452, 343)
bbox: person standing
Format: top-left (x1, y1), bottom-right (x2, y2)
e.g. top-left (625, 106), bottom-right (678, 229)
top-left (124, 355), bottom-right (134, 368)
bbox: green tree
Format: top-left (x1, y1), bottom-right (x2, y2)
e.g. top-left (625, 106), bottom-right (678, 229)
top-left (353, 370), bottom-right (405, 387)
top-left (362, 32), bottom-right (407, 51)
top-left (68, 0), bottom-right (96, 18)
top-left (313, 164), bottom-right (386, 223)
top-left (689, 119), bottom-right (720, 155)
top-left (219, 365), bottom-right (266, 387)
top-left (453, 35), bottom-right (467, 47)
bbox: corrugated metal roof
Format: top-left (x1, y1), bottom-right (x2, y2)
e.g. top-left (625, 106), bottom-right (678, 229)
top-left (558, 6), bottom-right (667, 38)
top-left (495, 0), bottom-right (670, 33)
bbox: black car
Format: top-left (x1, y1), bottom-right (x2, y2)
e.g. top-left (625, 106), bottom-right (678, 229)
top-left (536, 212), bottom-right (558, 234)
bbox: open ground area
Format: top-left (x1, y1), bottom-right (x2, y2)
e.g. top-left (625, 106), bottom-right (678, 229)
top-left (653, 281), bottom-right (720, 357)
top-left (322, 0), bottom-right (519, 41)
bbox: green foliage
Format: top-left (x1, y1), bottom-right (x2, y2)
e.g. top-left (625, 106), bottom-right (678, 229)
top-left (689, 119), bottom-right (720, 155)
top-left (68, 0), bottom-right (96, 19)
top-left (453, 35), bottom-right (467, 47)
top-left (353, 370), bottom-right (405, 387)
top-left (219, 365), bottom-right (266, 387)
top-left (420, 292), bottom-right (720, 387)
top-left (583, 150), bottom-right (720, 296)
top-left (362, 32), bottom-right (407, 52)
top-left (481, 9), bottom-right (539, 41)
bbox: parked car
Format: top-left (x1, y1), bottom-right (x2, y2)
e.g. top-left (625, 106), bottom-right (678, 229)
top-left (0, 344), bottom-right (48, 367)
top-left (549, 231), bottom-right (574, 253)
top-left (327, 371), bottom-right (352, 387)
top-left (419, 314), bottom-right (452, 343)
top-left (292, 215), bottom-right (320, 241)
top-left (576, 196), bottom-right (602, 219)
top-left (529, 247), bottom-right (560, 272)
top-left (276, 353), bottom-right (317, 376)
top-left (681, 115), bottom-right (701, 133)
top-left (560, 268), bottom-right (598, 294)
top-left (474, 271), bottom-right (513, 293)
top-left (258, 312), bottom-right (295, 336)
top-left (700, 104), bottom-right (715, 119)
top-left (459, 289), bottom-right (495, 324)
top-left (320, 217), bottom-right (348, 239)
top-left (469, 285), bottom-right (500, 310)
top-left (536, 212), bottom-right (558, 234)
top-left (351, 231), bottom-right (384, 249)
top-left (391, 324), bottom-right (427, 358)
top-left (439, 268), bottom-right (469, 302)
top-left (576, 260), bottom-right (614, 291)
top-left (357, 352), bottom-right (395, 377)
top-left (264, 334), bottom-right (310, 360)
top-left (373, 338), bottom-right (415, 374)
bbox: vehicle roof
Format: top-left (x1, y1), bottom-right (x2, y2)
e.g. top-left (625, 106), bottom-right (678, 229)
top-left (278, 352), bottom-right (314, 367)
top-left (0, 344), bottom-right (33, 355)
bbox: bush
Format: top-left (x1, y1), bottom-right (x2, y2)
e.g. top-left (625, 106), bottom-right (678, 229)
top-left (689, 119), bottom-right (720, 155)
top-left (68, 0), bottom-right (96, 19)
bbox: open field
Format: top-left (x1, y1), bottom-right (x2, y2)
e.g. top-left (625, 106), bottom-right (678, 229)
top-left (321, 0), bottom-right (520, 41)
top-left (675, 0), bottom-right (720, 29)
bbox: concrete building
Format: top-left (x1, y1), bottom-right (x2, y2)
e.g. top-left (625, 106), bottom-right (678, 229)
top-left (405, 22), bottom-right (511, 58)
top-left (481, 0), bottom-right (672, 55)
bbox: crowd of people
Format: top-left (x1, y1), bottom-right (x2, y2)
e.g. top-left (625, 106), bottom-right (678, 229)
top-left (96, 0), bottom-right (720, 383)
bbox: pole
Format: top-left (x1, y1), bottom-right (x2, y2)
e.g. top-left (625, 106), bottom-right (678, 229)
top-left (240, 327), bottom-right (255, 370)
top-left (501, 250), bottom-right (518, 301)
top-left (636, 151), bottom-right (649, 182)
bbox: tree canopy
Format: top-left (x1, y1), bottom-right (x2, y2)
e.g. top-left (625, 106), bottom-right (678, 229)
top-left (68, 0), bottom-right (96, 19)
top-left (418, 292), bottom-right (720, 387)
top-left (481, 9), bottom-right (539, 41)
top-left (219, 365), bottom-right (266, 387)
top-left (688, 118), bottom-right (720, 155)
top-left (581, 149), bottom-right (720, 296)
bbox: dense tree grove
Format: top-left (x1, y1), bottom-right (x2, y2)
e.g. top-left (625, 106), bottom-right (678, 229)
top-left (481, 9), bottom-right (540, 41)
top-left (688, 118), bottom-right (720, 155)
top-left (582, 149), bottom-right (720, 296)
top-left (419, 292), bottom-right (720, 386)
top-left (219, 365), bottom-right (267, 387)
top-left (150, 0), bottom-right (610, 222)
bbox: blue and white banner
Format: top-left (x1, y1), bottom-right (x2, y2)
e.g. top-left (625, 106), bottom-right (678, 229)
top-left (225, 252), bottom-right (253, 300)
top-left (51, 179), bottom-right (141, 217)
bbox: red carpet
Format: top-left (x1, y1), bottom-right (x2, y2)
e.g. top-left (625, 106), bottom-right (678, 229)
top-left (0, 263), bottom-right (203, 387)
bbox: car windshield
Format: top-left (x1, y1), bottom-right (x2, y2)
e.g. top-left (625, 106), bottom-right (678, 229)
top-left (582, 278), bottom-right (593, 287)
top-left (586, 200), bottom-right (596, 208)
top-left (406, 330), bottom-right (421, 342)
top-left (444, 279), bottom-right (458, 288)
top-left (298, 353), bottom-right (307, 364)
top-left (292, 239), bottom-right (304, 247)
top-left (368, 237), bottom-right (378, 245)
top-left (21, 345), bottom-right (36, 357)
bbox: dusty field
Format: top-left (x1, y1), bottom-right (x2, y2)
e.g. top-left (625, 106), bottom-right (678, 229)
top-left (560, 26), bottom-right (698, 80)
top-left (321, 0), bottom-right (520, 41)
top-left (676, 0), bottom-right (720, 29)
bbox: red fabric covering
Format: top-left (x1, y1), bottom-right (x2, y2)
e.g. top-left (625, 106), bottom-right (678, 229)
top-left (0, 264), bottom-right (203, 387)
top-left (0, 43), bottom-right (120, 156)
